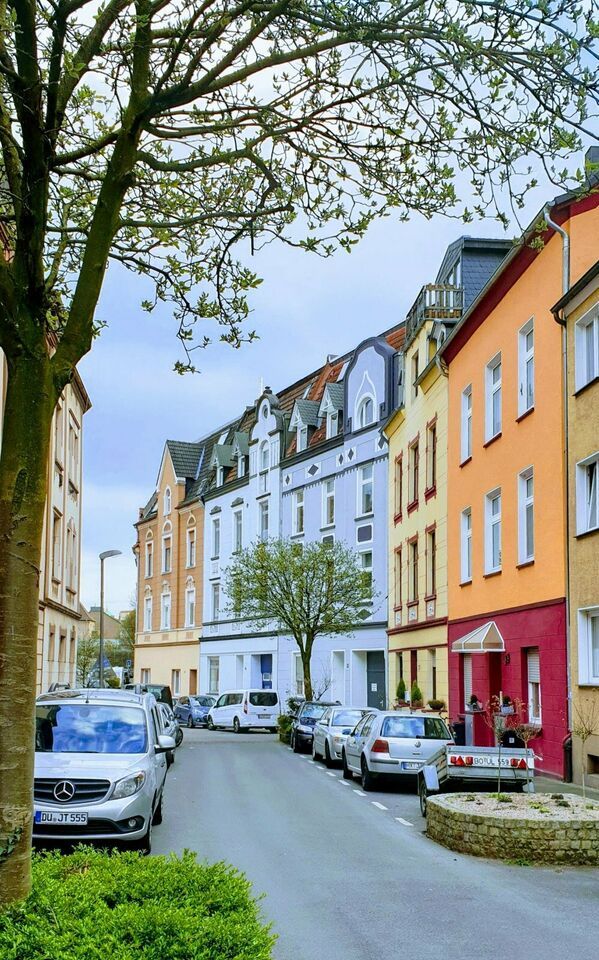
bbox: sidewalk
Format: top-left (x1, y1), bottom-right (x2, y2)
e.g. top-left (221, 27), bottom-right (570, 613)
top-left (536, 776), bottom-right (599, 801)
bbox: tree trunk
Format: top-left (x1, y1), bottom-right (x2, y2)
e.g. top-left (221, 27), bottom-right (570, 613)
top-left (301, 644), bottom-right (313, 701)
top-left (0, 352), bottom-right (56, 905)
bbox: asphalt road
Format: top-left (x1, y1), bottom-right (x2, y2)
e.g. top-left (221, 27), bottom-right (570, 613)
top-left (154, 729), bottom-right (599, 960)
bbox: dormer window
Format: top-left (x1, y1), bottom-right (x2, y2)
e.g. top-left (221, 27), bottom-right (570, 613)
top-left (163, 487), bottom-right (171, 515)
top-left (326, 411), bottom-right (339, 439)
top-left (216, 466), bottom-right (224, 487)
top-left (357, 396), bottom-right (375, 429)
top-left (238, 456), bottom-right (246, 479)
top-left (297, 425), bottom-right (308, 452)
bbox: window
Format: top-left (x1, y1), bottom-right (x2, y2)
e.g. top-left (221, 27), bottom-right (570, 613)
top-left (237, 455), bottom-right (246, 479)
top-left (68, 422), bottom-right (79, 478)
top-left (426, 528), bottom-right (436, 597)
top-left (212, 517), bottom-right (220, 559)
top-left (52, 511), bottom-right (62, 580)
top-left (65, 523), bottom-right (76, 592)
top-left (162, 527), bottom-right (172, 573)
top-left (527, 648), bottom-right (541, 723)
top-left (576, 452), bottom-right (599, 534)
top-left (216, 465), bottom-right (224, 487)
top-left (463, 654), bottom-right (472, 709)
top-left (171, 670), bottom-right (181, 696)
top-left (259, 441), bottom-right (270, 490)
top-left (360, 551), bottom-right (373, 598)
top-left (141, 668), bottom-right (151, 685)
top-left (233, 509), bottom-right (243, 553)
top-left (518, 468), bottom-right (534, 562)
top-left (323, 478), bottom-right (335, 527)
top-left (296, 425), bottom-right (308, 452)
top-left (411, 351), bottom-right (419, 401)
top-left (575, 305), bottom-right (599, 390)
top-left (164, 487), bottom-right (171, 515)
top-left (212, 583), bottom-right (220, 621)
top-left (144, 595), bottom-right (152, 632)
top-left (186, 527), bottom-right (196, 567)
top-left (357, 396), bottom-right (374, 428)
top-left (578, 607), bottom-right (599, 684)
top-left (485, 489), bottom-right (502, 573)
top-left (185, 586), bottom-right (195, 627)
top-left (394, 455), bottom-right (403, 518)
top-left (408, 441), bottom-right (419, 504)
top-left (408, 538), bottom-right (418, 602)
top-left (357, 463), bottom-right (373, 516)
top-left (208, 657), bottom-right (219, 694)
top-left (294, 655), bottom-right (304, 696)
top-left (145, 539), bottom-right (153, 578)
top-left (160, 590), bottom-right (171, 630)
top-left (461, 508), bottom-right (472, 583)
top-left (426, 422), bottom-right (437, 491)
top-left (54, 402), bottom-right (64, 462)
top-left (326, 410), bottom-right (339, 439)
top-left (292, 489), bottom-right (305, 535)
top-left (259, 500), bottom-right (269, 540)
top-left (429, 649), bottom-right (437, 701)
top-left (394, 547), bottom-right (402, 607)
top-left (485, 353), bottom-right (502, 440)
top-left (461, 385), bottom-right (472, 462)
top-left (518, 319), bottom-right (534, 414)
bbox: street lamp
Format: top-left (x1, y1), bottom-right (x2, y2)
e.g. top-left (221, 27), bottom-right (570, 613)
top-left (99, 549), bottom-right (122, 687)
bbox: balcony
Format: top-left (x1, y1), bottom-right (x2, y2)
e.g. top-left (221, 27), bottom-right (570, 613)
top-left (405, 284), bottom-right (463, 346)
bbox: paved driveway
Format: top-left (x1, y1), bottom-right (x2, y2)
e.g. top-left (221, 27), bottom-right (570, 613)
top-left (154, 729), bottom-right (599, 960)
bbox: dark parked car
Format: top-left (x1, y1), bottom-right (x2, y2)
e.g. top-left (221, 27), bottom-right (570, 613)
top-left (290, 700), bottom-right (341, 753)
top-left (124, 683), bottom-right (173, 708)
top-left (174, 695), bottom-right (215, 728)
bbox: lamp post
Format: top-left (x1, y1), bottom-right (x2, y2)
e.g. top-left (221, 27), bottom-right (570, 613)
top-left (99, 549), bottom-right (122, 687)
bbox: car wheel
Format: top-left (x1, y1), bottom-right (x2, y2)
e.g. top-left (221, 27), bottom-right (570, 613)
top-left (186, 715), bottom-right (194, 729)
top-left (152, 793), bottom-right (163, 826)
top-left (175, 727), bottom-right (183, 747)
top-left (135, 819), bottom-right (152, 854)
top-left (207, 716), bottom-right (215, 730)
top-left (292, 732), bottom-right (302, 753)
top-left (418, 776), bottom-right (429, 818)
top-left (361, 756), bottom-right (375, 792)
top-left (312, 738), bottom-right (321, 761)
top-left (166, 751), bottom-right (174, 767)
top-left (233, 716), bottom-right (241, 734)
top-left (342, 751), bottom-right (353, 780)
top-left (324, 741), bottom-right (333, 768)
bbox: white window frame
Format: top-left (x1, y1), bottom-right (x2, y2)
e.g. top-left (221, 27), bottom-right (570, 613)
top-left (208, 657), bottom-right (220, 695)
top-left (163, 486), bottom-right (171, 515)
top-left (357, 395), bottom-right (375, 429)
top-left (185, 585), bottom-right (196, 627)
top-left (578, 606), bottom-right (599, 685)
top-left (145, 538), bottom-right (153, 578)
top-left (518, 318), bottom-right (535, 415)
top-left (360, 550), bottom-right (373, 599)
top-left (294, 654), bottom-right (304, 696)
top-left (326, 410), bottom-right (339, 439)
top-left (259, 441), bottom-right (270, 490)
top-left (484, 487), bottom-right (502, 574)
top-left (259, 500), bottom-right (269, 540)
top-left (461, 385), bottom-right (472, 462)
top-left (141, 668), bottom-right (151, 685)
top-left (518, 467), bottom-right (534, 563)
top-left (171, 669), bottom-right (181, 696)
top-left (144, 595), bottom-right (152, 632)
top-left (186, 526), bottom-right (196, 568)
top-left (527, 648), bottom-right (542, 724)
top-left (211, 517), bottom-right (221, 559)
top-left (160, 590), bottom-right (171, 630)
top-left (411, 351), bottom-right (419, 401)
top-left (357, 463), bottom-right (374, 516)
top-left (161, 523), bottom-right (172, 574)
top-left (233, 508), bottom-right (243, 553)
top-left (576, 451), bottom-right (599, 535)
top-left (485, 352), bottom-right (502, 441)
top-left (575, 304), bottom-right (599, 391)
top-left (211, 582), bottom-right (220, 621)
top-left (460, 508), bottom-right (472, 583)
top-left (292, 489), bottom-right (305, 535)
top-left (322, 477), bottom-right (335, 527)
top-left (237, 455), bottom-right (246, 478)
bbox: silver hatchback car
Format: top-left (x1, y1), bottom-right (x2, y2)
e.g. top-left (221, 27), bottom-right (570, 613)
top-left (33, 689), bottom-right (175, 852)
top-left (342, 711), bottom-right (453, 790)
top-left (312, 707), bottom-right (372, 767)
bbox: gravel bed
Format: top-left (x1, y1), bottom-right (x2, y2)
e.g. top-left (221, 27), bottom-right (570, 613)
top-left (443, 792), bottom-right (599, 822)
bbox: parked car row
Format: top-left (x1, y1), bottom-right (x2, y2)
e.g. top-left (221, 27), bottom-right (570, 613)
top-left (205, 689), bottom-right (280, 732)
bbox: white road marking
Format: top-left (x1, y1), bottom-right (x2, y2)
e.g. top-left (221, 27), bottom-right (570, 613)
top-left (353, 789), bottom-right (366, 797)
top-left (395, 817), bottom-right (414, 826)
top-left (326, 772), bottom-right (337, 777)
top-left (371, 801), bottom-right (388, 811)
top-left (338, 780), bottom-right (350, 786)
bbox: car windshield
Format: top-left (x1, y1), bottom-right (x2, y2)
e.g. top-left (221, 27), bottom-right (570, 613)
top-left (331, 710), bottom-right (365, 727)
top-left (381, 716), bottom-right (450, 740)
top-left (249, 692), bottom-right (278, 707)
top-left (35, 704), bottom-right (148, 754)
top-left (191, 697), bottom-right (214, 708)
top-left (300, 703), bottom-right (328, 719)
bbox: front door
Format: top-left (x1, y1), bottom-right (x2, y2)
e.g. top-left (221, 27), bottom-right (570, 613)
top-left (367, 651), bottom-right (386, 710)
top-left (189, 670), bottom-right (197, 696)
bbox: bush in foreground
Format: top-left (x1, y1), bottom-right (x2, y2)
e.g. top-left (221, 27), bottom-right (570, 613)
top-left (0, 848), bottom-right (275, 960)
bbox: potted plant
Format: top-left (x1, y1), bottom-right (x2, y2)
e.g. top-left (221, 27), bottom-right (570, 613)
top-left (427, 698), bottom-right (446, 712)
top-left (467, 693), bottom-right (482, 712)
top-left (395, 678), bottom-right (408, 707)
top-left (410, 681), bottom-right (424, 710)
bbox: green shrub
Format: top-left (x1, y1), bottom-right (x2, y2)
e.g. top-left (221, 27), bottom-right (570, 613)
top-left (277, 713), bottom-right (293, 743)
top-left (0, 849), bottom-right (275, 960)
top-left (410, 681), bottom-right (423, 705)
top-left (396, 678), bottom-right (406, 702)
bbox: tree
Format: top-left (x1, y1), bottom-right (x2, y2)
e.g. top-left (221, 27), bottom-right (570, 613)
top-left (0, 0), bottom-right (597, 904)
top-left (572, 697), bottom-right (599, 799)
top-left (113, 609), bottom-right (136, 670)
top-left (226, 538), bottom-right (375, 700)
top-left (74, 632), bottom-right (99, 687)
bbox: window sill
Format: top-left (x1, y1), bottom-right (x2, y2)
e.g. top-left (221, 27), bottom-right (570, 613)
top-left (393, 604), bottom-right (403, 612)
top-left (407, 498), bottom-right (419, 516)
top-left (459, 456), bottom-right (472, 468)
top-left (290, 532), bottom-right (305, 539)
top-left (394, 512), bottom-right (403, 525)
top-left (459, 578), bottom-right (472, 587)
top-left (186, 563), bottom-right (196, 569)
top-left (320, 524), bottom-right (335, 532)
top-left (355, 512), bottom-right (374, 521)
top-left (516, 406), bottom-right (534, 424)
top-left (575, 526), bottom-right (599, 540)
top-left (516, 558), bottom-right (535, 569)
top-left (407, 599), bottom-right (419, 608)
top-left (424, 485), bottom-right (436, 503)
top-left (573, 373), bottom-right (599, 398)
top-left (424, 593), bottom-right (437, 603)
top-left (483, 431), bottom-right (502, 449)
top-left (483, 569), bottom-right (502, 579)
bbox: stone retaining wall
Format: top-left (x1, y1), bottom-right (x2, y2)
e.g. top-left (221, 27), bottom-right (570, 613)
top-left (427, 796), bottom-right (599, 864)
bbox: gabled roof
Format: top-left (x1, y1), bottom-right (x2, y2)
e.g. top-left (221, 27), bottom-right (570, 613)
top-left (451, 621), bottom-right (505, 653)
top-left (318, 381), bottom-right (344, 415)
top-left (211, 444), bottom-right (234, 468)
top-left (232, 431), bottom-right (250, 457)
top-left (166, 440), bottom-right (203, 479)
top-left (290, 398), bottom-right (321, 428)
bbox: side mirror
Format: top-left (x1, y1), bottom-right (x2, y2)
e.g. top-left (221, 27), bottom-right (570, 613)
top-left (155, 734), bottom-right (176, 753)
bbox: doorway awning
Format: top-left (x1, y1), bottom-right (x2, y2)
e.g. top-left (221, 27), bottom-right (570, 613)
top-left (451, 621), bottom-right (505, 653)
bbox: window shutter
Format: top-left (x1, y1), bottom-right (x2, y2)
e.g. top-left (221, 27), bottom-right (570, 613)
top-left (463, 654), bottom-right (472, 705)
top-left (527, 648), bottom-right (540, 683)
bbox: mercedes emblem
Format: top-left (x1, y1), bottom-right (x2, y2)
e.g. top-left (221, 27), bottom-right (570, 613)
top-left (53, 780), bottom-right (76, 802)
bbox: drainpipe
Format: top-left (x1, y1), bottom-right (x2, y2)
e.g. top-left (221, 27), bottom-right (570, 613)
top-left (544, 203), bottom-right (572, 736)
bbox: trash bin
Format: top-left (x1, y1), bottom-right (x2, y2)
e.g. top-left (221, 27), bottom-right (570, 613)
top-left (453, 720), bottom-right (466, 746)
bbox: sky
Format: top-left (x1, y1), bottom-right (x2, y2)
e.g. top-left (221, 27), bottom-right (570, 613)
top-left (77, 163), bottom-right (577, 617)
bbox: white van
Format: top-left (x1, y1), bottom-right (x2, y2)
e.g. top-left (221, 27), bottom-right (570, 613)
top-left (207, 689), bottom-right (279, 733)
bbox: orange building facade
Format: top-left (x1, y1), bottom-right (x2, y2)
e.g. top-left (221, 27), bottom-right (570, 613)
top-left (442, 190), bottom-right (599, 777)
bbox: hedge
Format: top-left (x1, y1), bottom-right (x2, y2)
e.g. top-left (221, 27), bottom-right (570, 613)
top-left (0, 848), bottom-right (275, 960)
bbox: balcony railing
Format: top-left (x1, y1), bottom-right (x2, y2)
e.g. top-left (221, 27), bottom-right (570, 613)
top-left (405, 283), bottom-right (463, 345)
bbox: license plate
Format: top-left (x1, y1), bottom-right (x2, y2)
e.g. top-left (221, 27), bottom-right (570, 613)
top-left (259, 714), bottom-right (270, 719)
top-left (35, 811), bottom-right (88, 825)
top-left (401, 761), bottom-right (422, 770)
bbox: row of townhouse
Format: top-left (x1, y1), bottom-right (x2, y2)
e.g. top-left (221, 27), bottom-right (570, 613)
top-left (133, 152), bottom-right (599, 785)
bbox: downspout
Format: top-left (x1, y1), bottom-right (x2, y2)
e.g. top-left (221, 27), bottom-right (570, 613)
top-left (544, 203), bottom-right (572, 738)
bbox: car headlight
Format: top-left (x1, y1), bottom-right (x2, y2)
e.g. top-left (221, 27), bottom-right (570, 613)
top-left (333, 736), bottom-right (345, 744)
top-left (297, 724), bottom-right (312, 733)
top-left (112, 771), bottom-right (146, 800)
